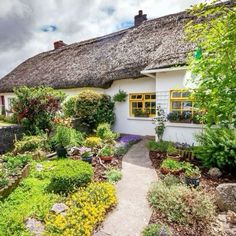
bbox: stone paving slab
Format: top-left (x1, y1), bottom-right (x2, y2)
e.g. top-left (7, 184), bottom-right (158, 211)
top-left (94, 139), bottom-right (157, 236)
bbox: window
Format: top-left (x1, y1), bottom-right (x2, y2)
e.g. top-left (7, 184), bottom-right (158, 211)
top-left (170, 90), bottom-right (194, 117)
top-left (129, 93), bottom-right (156, 117)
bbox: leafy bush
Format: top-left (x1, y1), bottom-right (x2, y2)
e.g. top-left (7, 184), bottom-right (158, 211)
top-left (195, 128), bottom-right (236, 170)
top-left (3, 154), bottom-right (31, 174)
top-left (98, 146), bottom-right (114, 157)
top-left (75, 90), bottom-right (115, 133)
top-left (147, 140), bottom-right (174, 152)
top-left (167, 111), bottom-right (180, 122)
top-left (148, 181), bottom-right (215, 224)
top-left (162, 174), bottom-right (181, 187)
top-left (45, 182), bottom-right (117, 236)
top-left (84, 136), bottom-right (102, 148)
top-left (0, 171), bottom-right (8, 188)
top-left (12, 86), bottom-right (65, 134)
top-left (52, 125), bottom-right (84, 148)
top-left (47, 160), bottom-right (93, 194)
top-left (142, 223), bottom-right (173, 236)
top-left (63, 96), bottom-right (76, 117)
top-left (160, 159), bottom-right (182, 171)
top-left (113, 89), bottom-right (127, 102)
top-left (96, 123), bottom-right (118, 141)
top-left (105, 168), bottom-right (122, 183)
top-left (13, 135), bottom-right (46, 154)
top-left (114, 145), bottom-right (129, 157)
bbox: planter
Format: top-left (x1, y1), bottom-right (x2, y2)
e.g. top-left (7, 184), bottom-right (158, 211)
top-left (100, 156), bottom-right (113, 161)
top-left (56, 146), bottom-right (67, 158)
top-left (82, 155), bottom-right (93, 164)
top-left (167, 153), bottom-right (181, 161)
top-left (0, 164), bottom-right (30, 199)
top-left (184, 175), bottom-right (201, 187)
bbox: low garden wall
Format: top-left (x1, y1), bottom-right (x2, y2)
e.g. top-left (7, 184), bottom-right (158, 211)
top-left (0, 125), bottom-right (24, 154)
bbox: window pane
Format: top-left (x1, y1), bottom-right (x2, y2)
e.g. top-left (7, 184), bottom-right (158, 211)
top-left (137, 102), bottom-right (143, 108)
top-left (151, 109), bottom-right (156, 114)
top-left (151, 102), bottom-right (156, 108)
top-left (182, 111), bottom-right (192, 118)
top-left (182, 101), bottom-right (192, 110)
top-left (131, 95), bottom-right (136, 99)
top-left (172, 101), bottom-right (181, 109)
top-left (182, 91), bottom-right (191, 98)
top-left (151, 94), bottom-right (156, 100)
top-left (172, 91), bottom-right (181, 98)
top-left (145, 102), bottom-right (150, 108)
top-left (132, 102), bottom-right (137, 108)
top-left (137, 95), bottom-right (142, 99)
top-left (145, 95), bottom-right (150, 99)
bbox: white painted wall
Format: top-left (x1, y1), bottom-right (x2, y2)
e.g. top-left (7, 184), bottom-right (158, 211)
top-left (155, 70), bottom-right (203, 144)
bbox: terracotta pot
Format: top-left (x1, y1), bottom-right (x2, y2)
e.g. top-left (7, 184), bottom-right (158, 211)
top-left (160, 167), bottom-right (170, 175)
top-left (100, 156), bottom-right (113, 161)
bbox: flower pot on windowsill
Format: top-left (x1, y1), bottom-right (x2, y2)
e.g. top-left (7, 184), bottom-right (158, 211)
top-left (184, 174), bottom-right (201, 187)
top-left (81, 155), bottom-right (93, 164)
top-left (100, 156), bottom-right (113, 161)
top-left (56, 146), bottom-right (67, 158)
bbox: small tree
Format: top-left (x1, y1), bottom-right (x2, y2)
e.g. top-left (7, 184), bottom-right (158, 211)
top-left (185, 1), bottom-right (236, 128)
top-left (12, 86), bottom-right (65, 134)
top-left (75, 90), bottom-right (115, 133)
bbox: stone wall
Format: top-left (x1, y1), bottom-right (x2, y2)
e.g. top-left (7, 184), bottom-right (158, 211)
top-left (0, 125), bottom-right (24, 154)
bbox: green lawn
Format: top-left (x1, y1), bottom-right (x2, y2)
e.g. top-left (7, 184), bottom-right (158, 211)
top-left (0, 122), bottom-right (13, 127)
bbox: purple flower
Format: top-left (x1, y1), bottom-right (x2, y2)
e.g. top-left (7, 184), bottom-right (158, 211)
top-left (118, 135), bottom-right (141, 144)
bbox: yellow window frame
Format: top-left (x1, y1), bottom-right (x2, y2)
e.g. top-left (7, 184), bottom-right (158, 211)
top-left (129, 93), bottom-right (156, 117)
top-left (170, 90), bottom-right (194, 116)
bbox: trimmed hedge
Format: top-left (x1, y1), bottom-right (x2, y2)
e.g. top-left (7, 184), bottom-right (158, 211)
top-left (47, 160), bottom-right (93, 194)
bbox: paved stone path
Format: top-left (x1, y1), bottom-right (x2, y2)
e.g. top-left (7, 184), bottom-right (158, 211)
top-left (94, 139), bottom-right (157, 236)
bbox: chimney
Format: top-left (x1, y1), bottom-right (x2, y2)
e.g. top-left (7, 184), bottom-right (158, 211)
top-left (54, 40), bottom-right (67, 50)
top-left (134, 10), bottom-right (147, 27)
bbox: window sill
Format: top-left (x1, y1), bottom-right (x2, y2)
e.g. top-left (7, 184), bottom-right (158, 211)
top-left (165, 122), bottom-right (203, 129)
top-left (127, 117), bottom-right (154, 121)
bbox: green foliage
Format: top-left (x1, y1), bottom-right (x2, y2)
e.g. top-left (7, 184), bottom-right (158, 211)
top-left (148, 181), bottom-right (215, 224)
top-left (0, 114), bottom-right (18, 124)
top-left (162, 174), bottom-right (181, 187)
top-left (45, 182), bottom-right (117, 236)
top-left (96, 123), bottom-right (118, 144)
top-left (47, 160), bottom-right (93, 194)
top-left (142, 223), bottom-right (173, 236)
top-left (114, 145), bottom-right (129, 157)
top-left (0, 169), bottom-right (60, 236)
top-left (0, 171), bottom-right (8, 188)
top-left (105, 168), bottom-right (122, 183)
top-left (186, 2), bottom-right (236, 127)
top-left (167, 111), bottom-right (180, 122)
top-left (195, 127), bottom-right (236, 170)
top-left (13, 135), bottom-right (46, 154)
top-left (160, 159), bottom-right (182, 171)
top-left (98, 146), bottom-right (114, 157)
top-left (52, 125), bottom-right (84, 147)
top-left (184, 166), bottom-right (201, 178)
top-left (12, 86), bottom-right (65, 134)
top-left (147, 140), bottom-right (174, 152)
top-left (3, 154), bottom-right (31, 174)
top-left (63, 96), bottom-right (77, 117)
top-left (75, 90), bottom-right (115, 133)
top-left (154, 106), bottom-right (166, 141)
top-left (113, 89), bottom-right (127, 102)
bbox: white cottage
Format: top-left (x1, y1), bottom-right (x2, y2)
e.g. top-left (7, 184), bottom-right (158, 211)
top-left (0, 10), bottom-right (203, 144)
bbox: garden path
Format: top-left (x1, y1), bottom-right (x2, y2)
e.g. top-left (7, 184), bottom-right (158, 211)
top-left (94, 138), bottom-right (157, 236)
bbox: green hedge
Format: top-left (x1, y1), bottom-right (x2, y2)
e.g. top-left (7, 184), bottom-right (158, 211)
top-left (48, 160), bottom-right (93, 194)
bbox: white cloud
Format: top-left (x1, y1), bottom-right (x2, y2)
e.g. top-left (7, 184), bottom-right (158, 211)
top-left (0, 0), bottom-right (207, 78)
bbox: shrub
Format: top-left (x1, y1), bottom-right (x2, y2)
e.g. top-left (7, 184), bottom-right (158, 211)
top-left (47, 160), bottom-right (93, 194)
top-left (3, 154), bottom-right (31, 174)
top-left (162, 174), bottom-right (181, 187)
top-left (13, 135), bottom-right (46, 154)
top-left (167, 111), bottom-right (180, 122)
top-left (52, 125), bottom-right (84, 148)
top-left (96, 123), bottom-right (118, 141)
top-left (114, 145), bottom-right (129, 157)
top-left (160, 159), bottom-right (182, 171)
top-left (0, 171), bottom-right (8, 188)
top-left (105, 168), bottom-right (122, 183)
top-left (75, 90), bottom-right (115, 133)
top-left (98, 146), bottom-right (114, 157)
top-left (63, 96), bottom-right (76, 117)
top-left (45, 182), bottom-right (117, 236)
top-left (148, 181), bottom-right (215, 224)
top-left (113, 89), bottom-right (127, 102)
top-left (12, 86), bottom-right (65, 134)
top-left (195, 128), bottom-right (236, 171)
top-left (142, 223), bottom-right (173, 236)
top-left (147, 141), bottom-right (174, 152)
top-left (84, 136), bottom-right (102, 148)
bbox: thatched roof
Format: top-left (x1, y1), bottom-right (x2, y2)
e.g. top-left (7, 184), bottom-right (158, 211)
top-left (0, 10), bottom-right (195, 93)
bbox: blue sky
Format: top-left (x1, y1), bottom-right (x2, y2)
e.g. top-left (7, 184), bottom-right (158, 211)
top-left (0, 0), bottom-right (207, 79)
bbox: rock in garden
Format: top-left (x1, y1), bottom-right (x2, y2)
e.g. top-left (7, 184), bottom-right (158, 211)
top-left (159, 227), bottom-right (172, 236)
top-left (216, 183), bottom-right (236, 212)
top-left (25, 218), bottom-right (44, 236)
top-left (208, 167), bottom-right (222, 178)
top-left (51, 203), bottom-right (68, 214)
top-left (35, 164), bottom-right (43, 172)
top-left (227, 210), bottom-right (236, 224)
